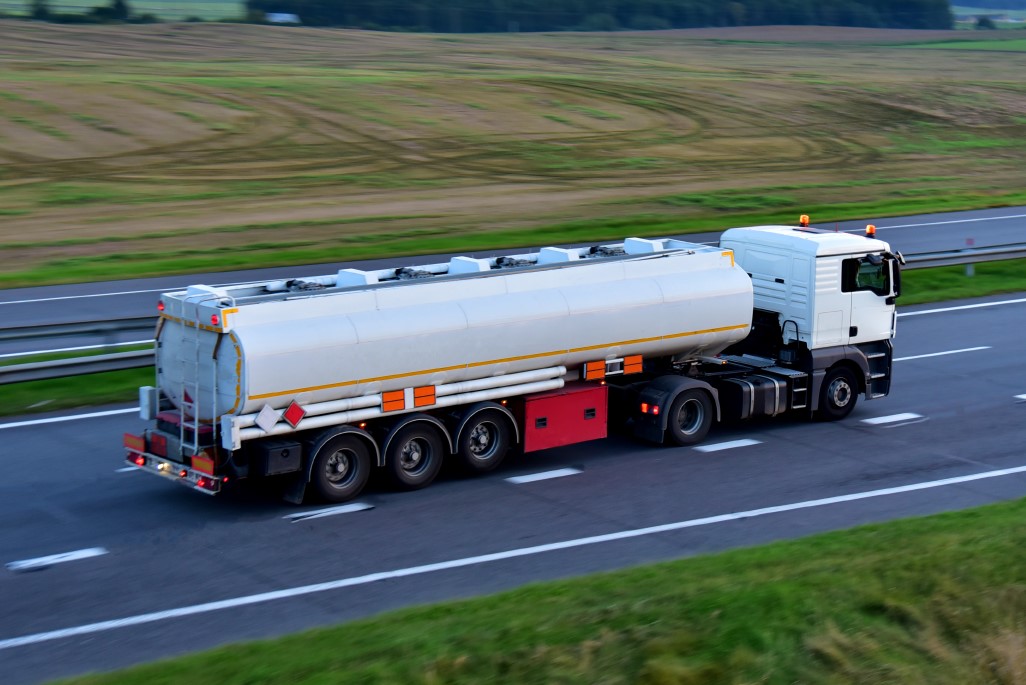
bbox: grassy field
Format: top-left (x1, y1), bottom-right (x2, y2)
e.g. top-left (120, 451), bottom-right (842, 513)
top-left (1, 23), bottom-right (1025, 288)
top-left (51, 496), bottom-right (1026, 685)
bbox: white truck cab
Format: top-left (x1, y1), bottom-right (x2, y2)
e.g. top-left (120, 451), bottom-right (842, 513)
top-left (721, 225), bottom-right (900, 349)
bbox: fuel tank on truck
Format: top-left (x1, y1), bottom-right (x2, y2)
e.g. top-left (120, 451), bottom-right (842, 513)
top-left (155, 238), bottom-right (755, 422)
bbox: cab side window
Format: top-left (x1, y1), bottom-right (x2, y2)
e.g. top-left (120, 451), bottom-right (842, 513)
top-left (842, 256), bottom-right (889, 296)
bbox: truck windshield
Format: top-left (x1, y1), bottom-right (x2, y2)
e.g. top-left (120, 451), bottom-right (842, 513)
top-left (842, 255), bottom-right (889, 297)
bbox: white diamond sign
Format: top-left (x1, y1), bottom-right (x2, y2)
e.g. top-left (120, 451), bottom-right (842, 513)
top-left (254, 404), bottom-right (280, 433)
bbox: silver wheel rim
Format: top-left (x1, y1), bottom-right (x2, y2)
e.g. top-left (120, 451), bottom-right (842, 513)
top-left (325, 448), bottom-right (356, 488)
top-left (676, 398), bottom-right (704, 436)
top-left (468, 422), bottom-right (498, 460)
top-left (827, 377), bottom-right (852, 408)
top-left (399, 438), bottom-right (430, 475)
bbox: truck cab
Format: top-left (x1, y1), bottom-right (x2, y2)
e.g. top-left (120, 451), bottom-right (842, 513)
top-left (721, 225), bottom-right (900, 349)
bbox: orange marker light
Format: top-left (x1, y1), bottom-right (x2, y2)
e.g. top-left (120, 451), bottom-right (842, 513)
top-left (799, 214), bottom-right (810, 227)
top-left (866, 224), bottom-right (876, 237)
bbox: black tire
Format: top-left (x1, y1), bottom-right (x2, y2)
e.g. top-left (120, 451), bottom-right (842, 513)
top-left (666, 389), bottom-right (713, 446)
top-left (818, 366), bottom-right (859, 421)
top-left (385, 423), bottom-right (444, 489)
top-left (457, 410), bottom-right (511, 474)
top-left (310, 434), bottom-right (371, 503)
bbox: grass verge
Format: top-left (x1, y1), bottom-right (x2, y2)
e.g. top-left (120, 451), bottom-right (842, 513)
top-left (3, 259), bottom-right (1024, 419)
top-left (53, 497), bottom-right (1026, 684)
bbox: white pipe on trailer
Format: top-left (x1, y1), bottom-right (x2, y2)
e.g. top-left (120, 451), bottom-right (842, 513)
top-left (235, 378), bottom-right (565, 443)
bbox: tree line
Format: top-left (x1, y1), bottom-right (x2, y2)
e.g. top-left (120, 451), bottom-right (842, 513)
top-left (244, 0), bottom-right (954, 31)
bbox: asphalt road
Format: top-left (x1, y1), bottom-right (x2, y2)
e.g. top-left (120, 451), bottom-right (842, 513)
top-left (1, 290), bottom-right (1025, 684)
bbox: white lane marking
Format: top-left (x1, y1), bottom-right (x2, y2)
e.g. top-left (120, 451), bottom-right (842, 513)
top-left (5, 463), bottom-right (1026, 650)
top-left (0, 288), bottom-right (169, 305)
top-left (862, 413), bottom-right (924, 425)
top-left (0, 408), bottom-right (139, 430)
top-left (0, 340), bottom-right (152, 360)
top-left (6, 548), bottom-right (108, 573)
top-left (899, 297), bottom-right (1026, 317)
top-left (894, 346), bottom-right (990, 362)
top-left (115, 466), bottom-right (139, 473)
top-left (874, 212), bottom-right (1026, 230)
top-left (284, 503), bottom-right (373, 522)
top-left (693, 439), bottom-right (761, 453)
top-left (506, 468), bottom-right (581, 484)
top-left (1015, 395), bottom-right (1026, 401)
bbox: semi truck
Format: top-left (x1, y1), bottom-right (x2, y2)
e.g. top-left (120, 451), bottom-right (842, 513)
top-left (124, 222), bottom-right (903, 503)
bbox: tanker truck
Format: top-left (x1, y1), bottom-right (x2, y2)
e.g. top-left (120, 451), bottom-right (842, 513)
top-left (124, 223), bottom-right (903, 503)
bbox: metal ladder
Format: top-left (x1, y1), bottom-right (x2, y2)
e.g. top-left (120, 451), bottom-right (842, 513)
top-left (178, 292), bottom-right (227, 456)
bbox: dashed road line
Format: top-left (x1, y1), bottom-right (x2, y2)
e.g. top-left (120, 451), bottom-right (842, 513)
top-left (0, 408), bottom-right (138, 430)
top-left (6, 464), bottom-right (1026, 650)
top-left (284, 503), bottom-right (373, 522)
top-left (862, 413), bottom-right (924, 425)
top-left (114, 466), bottom-right (140, 473)
top-left (693, 439), bottom-right (761, 453)
top-left (506, 468), bottom-right (581, 484)
top-left (894, 346), bottom-right (989, 362)
top-left (6, 548), bottom-right (108, 573)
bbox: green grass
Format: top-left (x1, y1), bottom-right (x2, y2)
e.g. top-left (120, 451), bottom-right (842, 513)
top-left (1, 367), bottom-right (152, 416)
top-left (899, 258), bottom-right (1026, 305)
top-left (49, 497), bottom-right (1026, 684)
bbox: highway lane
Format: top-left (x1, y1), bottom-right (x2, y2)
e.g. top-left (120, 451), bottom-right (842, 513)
top-left (0, 293), bottom-right (1024, 684)
top-left (1, 205), bottom-right (1023, 336)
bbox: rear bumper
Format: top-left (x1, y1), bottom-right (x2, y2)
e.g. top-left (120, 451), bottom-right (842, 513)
top-left (124, 447), bottom-right (223, 495)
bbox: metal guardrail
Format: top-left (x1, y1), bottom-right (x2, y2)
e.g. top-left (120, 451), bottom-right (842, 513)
top-left (1, 242), bottom-right (1024, 384)
top-left (0, 316), bottom-right (156, 343)
top-left (0, 350), bottom-right (154, 384)
top-left (901, 242), bottom-right (1026, 269)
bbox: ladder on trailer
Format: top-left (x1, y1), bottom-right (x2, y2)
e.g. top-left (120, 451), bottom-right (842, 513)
top-left (179, 292), bottom-right (227, 456)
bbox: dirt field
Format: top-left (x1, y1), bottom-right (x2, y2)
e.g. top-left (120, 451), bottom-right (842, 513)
top-left (1, 22), bottom-right (1024, 285)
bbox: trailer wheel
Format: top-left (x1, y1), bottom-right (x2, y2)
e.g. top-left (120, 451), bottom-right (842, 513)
top-left (666, 389), bottom-right (713, 446)
top-left (386, 423), bottom-right (444, 489)
top-left (818, 366), bottom-right (858, 421)
top-left (311, 434), bottom-right (371, 503)
top-left (458, 410), bottom-right (511, 473)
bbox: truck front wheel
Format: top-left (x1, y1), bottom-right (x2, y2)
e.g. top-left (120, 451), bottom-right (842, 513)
top-left (386, 424), bottom-right (444, 489)
top-left (818, 367), bottom-right (858, 421)
top-left (311, 434), bottom-right (371, 503)
top-left (666, 389), bottom-right (713, 446)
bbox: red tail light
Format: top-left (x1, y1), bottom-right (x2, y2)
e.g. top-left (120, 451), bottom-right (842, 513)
top-left (133, 454), bottom-right (146, 467)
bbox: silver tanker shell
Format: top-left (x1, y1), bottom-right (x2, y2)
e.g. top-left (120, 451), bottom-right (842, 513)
top-left (156, 245), bottom-right (754, 421)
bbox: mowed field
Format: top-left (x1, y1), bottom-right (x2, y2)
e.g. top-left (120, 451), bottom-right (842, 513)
top-left (1, 22), bottom-right (1025, 287)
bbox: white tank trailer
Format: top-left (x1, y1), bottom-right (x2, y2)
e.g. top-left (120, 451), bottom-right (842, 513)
top-left (125, 225), bottom-right (902, 504)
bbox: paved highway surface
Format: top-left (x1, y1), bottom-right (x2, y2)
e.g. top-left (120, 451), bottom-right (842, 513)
top-left (0, 207), bottom-right (1024, 684)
